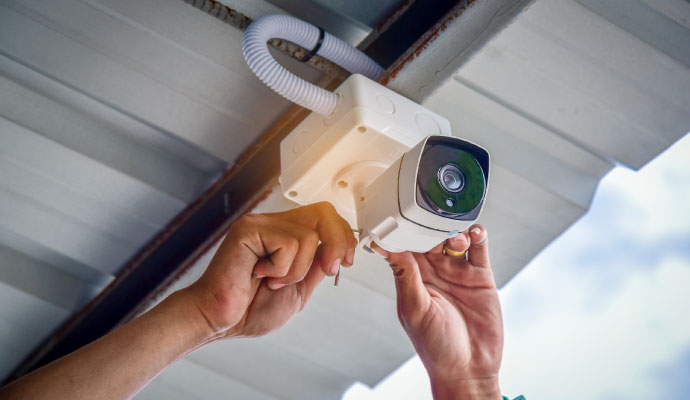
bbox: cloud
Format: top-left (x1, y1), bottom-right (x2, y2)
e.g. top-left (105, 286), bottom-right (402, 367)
top-left (498, 134), bottom-right (690, 399)
top-left (502, 134), bottom-right (690, 322)
top-left (653, 345), bottom-right (690, 398)
top-left (500, 256), bottom-right (690, 399)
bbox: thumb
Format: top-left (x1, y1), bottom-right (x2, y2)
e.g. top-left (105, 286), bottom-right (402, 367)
top-left (371, 243), bottom-right (429, 323)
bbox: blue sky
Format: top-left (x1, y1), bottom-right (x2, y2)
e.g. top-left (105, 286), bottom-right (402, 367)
top-left (343, 133), bottom-right (690, 400)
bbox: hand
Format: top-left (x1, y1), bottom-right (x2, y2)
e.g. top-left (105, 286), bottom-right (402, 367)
top-left (0, 203), bottom-right (356, 400)
top-left (184, 202), bottom-right (357, 339)
top-left (372, 225), bottom-right (503, 399)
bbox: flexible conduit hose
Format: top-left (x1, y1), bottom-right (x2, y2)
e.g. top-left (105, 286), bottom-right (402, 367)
top-left (242, 14), bottom-right (384, 115)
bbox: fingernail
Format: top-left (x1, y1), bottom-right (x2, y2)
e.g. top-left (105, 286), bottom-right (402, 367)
top-left (252, 274), bottom-right (265, 279)
top-left (330, 258), bottom-right (341, 275)
top-left (371, 243), bottom-right (386, 257)
top-left (344, 248), bottom-right (355, 266)
top-left (470, 227), bottom-right (481, 236)
top-left (270, 283), bottom-right (286, 290)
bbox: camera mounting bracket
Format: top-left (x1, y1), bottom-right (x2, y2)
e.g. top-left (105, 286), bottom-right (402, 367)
top-left (279, 74), bottom-right (452, 228)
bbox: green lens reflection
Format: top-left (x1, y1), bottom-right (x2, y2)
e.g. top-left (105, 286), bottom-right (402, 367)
top-left (418, 145), bottom-right (485, 215)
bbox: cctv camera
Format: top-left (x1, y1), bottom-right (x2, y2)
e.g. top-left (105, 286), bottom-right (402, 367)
top-left (358, 135), bottom-right (489, 253)
top-left (278, 74), bottom-right (489, 253)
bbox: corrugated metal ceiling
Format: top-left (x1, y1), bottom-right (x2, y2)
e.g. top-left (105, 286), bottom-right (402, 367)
top-left (1, 0), bottom-right (689, 398)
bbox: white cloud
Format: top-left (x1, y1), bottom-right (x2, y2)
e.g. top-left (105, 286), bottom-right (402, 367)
top-left (605, 141), bottom-right (690, 238)
top-left (498, 134), bottom-right (690, 399)
top-left (500, 256), bottom-right (690, 400)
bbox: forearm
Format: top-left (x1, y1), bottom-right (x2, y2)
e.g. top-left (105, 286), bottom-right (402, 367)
top-left (430, 376), bottom-right (502, 400)
top-left (0, 289), bottom-right (213, 400)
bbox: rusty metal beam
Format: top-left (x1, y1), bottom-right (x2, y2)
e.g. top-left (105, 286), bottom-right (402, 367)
top-left (362, 0), bottom-right (459, 68)
top-left (381, 0), bottom-right (535, 102)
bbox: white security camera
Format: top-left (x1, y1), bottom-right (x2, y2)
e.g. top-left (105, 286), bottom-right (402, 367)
top-left (358, 135), bottom-right (489, 253)
top-left (279, 74), bottom-right (489, 253)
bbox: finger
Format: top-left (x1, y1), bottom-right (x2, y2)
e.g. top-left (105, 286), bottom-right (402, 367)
top-left (342, 247), bottom-right (355, 267)
top-left (296, 258), bottom-right (327, 311)
top-left (371, 243), bottom-right (429, 322)
top-left (370, 241), bottom-right (389, 258)
top-left (467, 224), bottom-right (491, 269)
top-left (389, 252), bottom-right (430, 323)
top-left (445, 232), bottom-right (470, 254)
top-left (426, 241), bottom-right (445, 255)
top-left (265, 225), bottom-right (320, 290)
top-left (271, 202), bottom-right (357, 276)
top-left (312, 203), bottom-right (356, 276)
top-left (433, 256), bottom-right (492, 288)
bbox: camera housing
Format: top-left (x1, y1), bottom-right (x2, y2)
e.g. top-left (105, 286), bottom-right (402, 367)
top-left (358, 135), bottom-right (489, 253)
top-left (279, 74), bottom-right (489, 252)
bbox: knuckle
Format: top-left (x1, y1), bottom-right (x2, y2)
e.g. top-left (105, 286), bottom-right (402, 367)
top-left (286, 236), bottom-right (300, 252)
top-left (231, 215), bottom-right (251, 230)
top-left (296, 266), bottom-right (310, 281)
top-left (283, 269), bottom-right (308, 285)
top-left (347, 234), bottom-right (358, 247)
top-left (314, 201), bottom-right (337, 215)
top-left (234, 213), bottom-right (262, 229)
top-left (303, 230), bottom-right (320, 246)
top-left (322, 241), bottom-right (342, 254)
top-left (275, 263), bottom-right (291, 278)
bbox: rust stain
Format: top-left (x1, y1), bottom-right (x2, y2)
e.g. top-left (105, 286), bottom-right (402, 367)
top-left (375, 0), bottom-right (416, 32)
top-left (357, 0), bottom-right (416, 51)
top-left (379, 0), bottom-right (478, 86)
top-left (189, 0), bottom-right (252, 30)
top-left (187, 0), bottom-right (347, 78)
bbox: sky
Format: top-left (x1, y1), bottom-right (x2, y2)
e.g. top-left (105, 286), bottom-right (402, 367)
top-left (343, 132), bottom-right (690, 400)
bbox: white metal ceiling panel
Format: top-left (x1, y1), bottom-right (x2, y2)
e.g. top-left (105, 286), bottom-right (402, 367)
top-left (138, 358), bottom-right (279, 400)
top-left (0, 282), bottom-right (69, 380)
top-left (0, 60), bottom-right (218, 202)
top-left (0, 0), bottom-right (320, 383)
top-left (1, 0), bottom-right (689, 398)
top-left (454, 0), bottom-right (690, 169)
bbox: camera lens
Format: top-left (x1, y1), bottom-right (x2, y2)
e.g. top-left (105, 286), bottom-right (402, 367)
top-left (416, 137), bottom-right (488, 219)
top-left (438, 163), bottom-right (465, 193)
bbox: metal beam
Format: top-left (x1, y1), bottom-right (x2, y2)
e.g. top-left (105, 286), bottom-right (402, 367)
top-left (381, 0), bottom-right (535, 102)
top-left (363, 0), bottom-right (459, 68)
top-left (5, 0), bottom-right (530, 383)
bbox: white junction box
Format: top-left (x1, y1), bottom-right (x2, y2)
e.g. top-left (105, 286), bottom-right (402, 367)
top-left (280, 74), bottom-right (452, 228)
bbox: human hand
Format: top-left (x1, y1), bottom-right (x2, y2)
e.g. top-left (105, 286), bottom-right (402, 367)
top-left (371, 225), bottom-right (503, 399)
top-left (183, 202), bottom-right (357, 339)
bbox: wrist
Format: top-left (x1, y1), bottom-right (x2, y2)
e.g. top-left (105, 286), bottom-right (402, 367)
top-left (153, 289), bottom-right (221, 350)
top-left (430, 375), bottom-right (501, 400)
